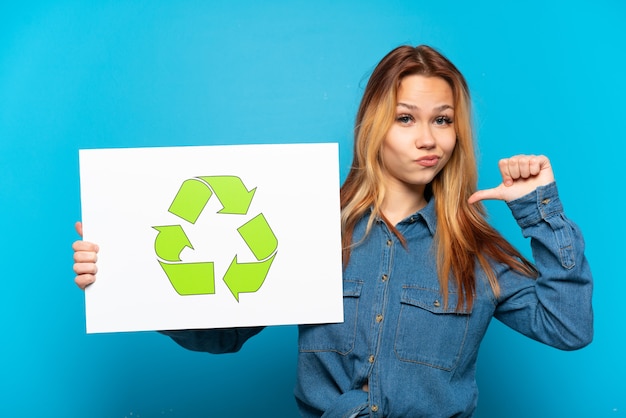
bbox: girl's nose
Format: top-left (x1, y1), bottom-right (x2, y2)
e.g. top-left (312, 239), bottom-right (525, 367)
top-left (415, 125), bottom-right (436, 149)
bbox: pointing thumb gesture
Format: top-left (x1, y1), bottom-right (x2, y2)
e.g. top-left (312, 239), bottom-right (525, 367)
top-left (468, 155), bottom-right (555, 204)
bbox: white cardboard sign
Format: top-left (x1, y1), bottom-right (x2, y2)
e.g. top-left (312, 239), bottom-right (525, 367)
top-left (79, 143), bottom-right (343, 333)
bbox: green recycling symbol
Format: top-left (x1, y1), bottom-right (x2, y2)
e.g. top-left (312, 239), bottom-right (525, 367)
top-left (152, 176), bottom-right (278, 301)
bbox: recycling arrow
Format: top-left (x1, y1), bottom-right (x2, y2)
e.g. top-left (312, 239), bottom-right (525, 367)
top-left (153, 225), bottom-right (193, 262)
top-left (237, 214), bottom-right (278, 260)
top-left (223, 253), bottom-right (277, 301)
top-left (198, 176), bottom-right (256, 215)
top-left (153, 175), bottom-right (277, 301)
top-left (158, 261), bottom-right (215, 295)
top-left (168, 179), bottom-right (213, 224)
top-left (167, 176), bottom-right (256, 224)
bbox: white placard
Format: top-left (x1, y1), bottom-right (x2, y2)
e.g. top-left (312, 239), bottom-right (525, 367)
top-left (79, 143), bottom-right (343, 333)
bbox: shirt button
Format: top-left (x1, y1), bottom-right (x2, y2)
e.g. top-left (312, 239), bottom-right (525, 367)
top-left (381, 274), bottom-right (388, 282)
top-left (371, 405), bottom-right (379, 412)
top-left (386, 239), bottom-right (392, 246)
top-left (433, 300), bottom-right (441, 307)
top-left (368, 355), bottom-right (375, 363)
top-left (376, 314), bottom-right (383, 323)
top-left (541, 198), bottom-right (551, 205)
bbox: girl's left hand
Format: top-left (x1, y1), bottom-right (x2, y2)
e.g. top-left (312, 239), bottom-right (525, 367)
top-left (468, 154), bottom-right (555, 204)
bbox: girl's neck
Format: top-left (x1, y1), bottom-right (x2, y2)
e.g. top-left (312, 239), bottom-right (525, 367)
top-left (381, 184), bottom-right (427, 226)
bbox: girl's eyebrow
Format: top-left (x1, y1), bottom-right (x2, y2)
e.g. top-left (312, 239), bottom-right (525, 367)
top-left (397, 102), bottom-right (454, 112)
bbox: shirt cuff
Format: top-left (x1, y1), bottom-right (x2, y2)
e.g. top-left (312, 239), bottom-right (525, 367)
top-left (506, 182), bottom-right (563, 228)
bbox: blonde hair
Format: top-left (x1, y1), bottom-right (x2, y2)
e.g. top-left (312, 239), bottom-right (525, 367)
top-left (340, 45), bottom-right (537, 310)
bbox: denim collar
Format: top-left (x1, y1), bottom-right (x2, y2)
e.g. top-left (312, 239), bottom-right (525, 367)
top-left (369, 196), bottom-right (438, 237)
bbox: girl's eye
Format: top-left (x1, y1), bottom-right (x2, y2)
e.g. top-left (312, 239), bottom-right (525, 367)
top-left (434, 116), bottom-right (453, 126)
top-left (397, 114), bottom-right (414, 124)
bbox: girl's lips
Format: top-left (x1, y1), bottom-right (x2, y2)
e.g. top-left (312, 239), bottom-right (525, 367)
top-left (416, 155), bottom-right (440, 167)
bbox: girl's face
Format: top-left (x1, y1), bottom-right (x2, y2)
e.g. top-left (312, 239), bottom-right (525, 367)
top-left (381, 75), bottom-right (456, 194)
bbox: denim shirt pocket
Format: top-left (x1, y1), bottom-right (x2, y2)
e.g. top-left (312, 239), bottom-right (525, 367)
top-left (299, 279), bottom-right (363, 355)
top-left (394, 286), bottom-right (471, 371)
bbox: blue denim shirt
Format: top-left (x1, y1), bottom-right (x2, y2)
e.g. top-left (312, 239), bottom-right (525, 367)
top-left (162, 182), bottom-right (593, 418)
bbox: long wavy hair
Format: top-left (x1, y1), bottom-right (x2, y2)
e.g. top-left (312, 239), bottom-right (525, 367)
top-left (340, 45), bottom-right (537, 310)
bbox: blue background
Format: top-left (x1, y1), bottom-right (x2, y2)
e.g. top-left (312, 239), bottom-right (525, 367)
top-left (1, 1), bottom-right (624, 416)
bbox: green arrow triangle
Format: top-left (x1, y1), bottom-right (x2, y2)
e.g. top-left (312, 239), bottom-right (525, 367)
top-left (223, 253), bottom-right (276, 301)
